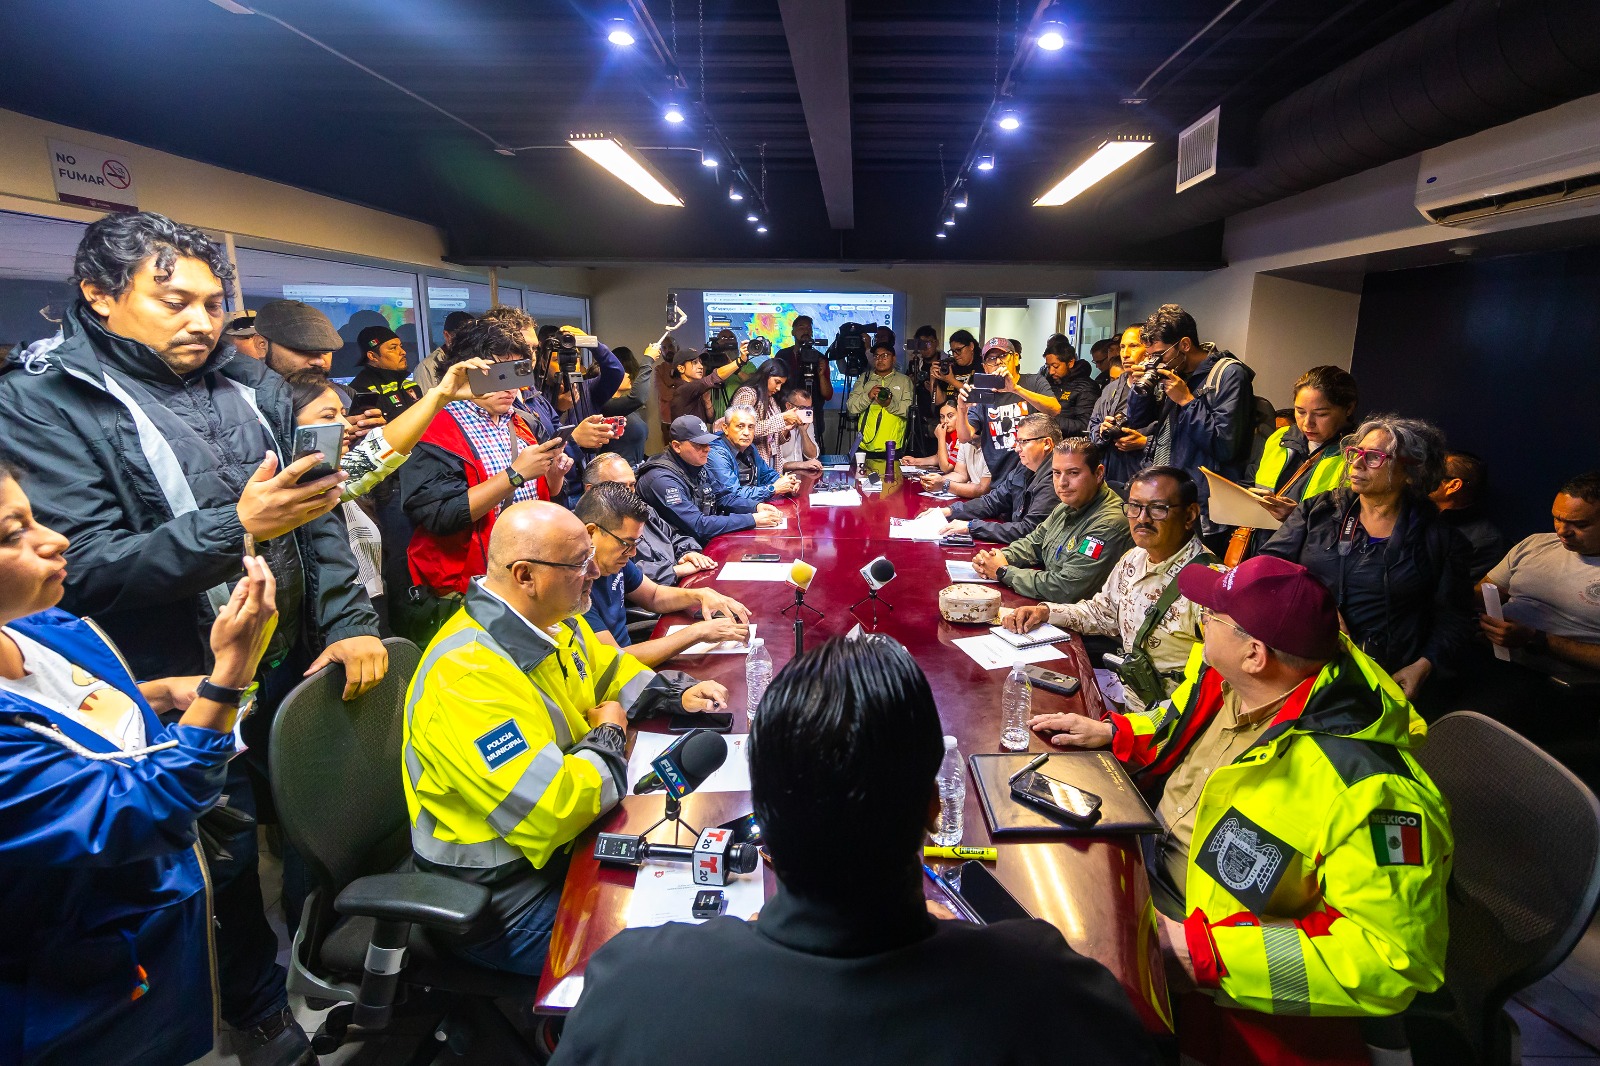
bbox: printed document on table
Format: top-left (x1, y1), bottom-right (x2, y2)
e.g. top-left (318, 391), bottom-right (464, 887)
top-left (627, 732), bottom-right (752, 794)
top-left (809, 489), bottom-right (862, 507)
top-left (945, 560), bottom-right (997, 583)
top-left (625, 860), bottom-right (766, 928)
top-left (890, 510), bottom-right (950, 541)
top-left (666, 624), bottom-right (756, 655)
top-left (716, 561), bottom-right (795, 582)
top-left (951, 634), bottom-right (1069, 671)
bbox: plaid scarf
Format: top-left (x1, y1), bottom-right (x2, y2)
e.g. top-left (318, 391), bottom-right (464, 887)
top-left (447, 400), bottom-right (543, 507)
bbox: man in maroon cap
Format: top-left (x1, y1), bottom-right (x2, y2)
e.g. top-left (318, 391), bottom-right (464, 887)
top-left (1031, 556), bottom-right (1452, 1061)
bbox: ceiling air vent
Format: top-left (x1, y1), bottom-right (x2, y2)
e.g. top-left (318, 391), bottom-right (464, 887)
top-left (1176, 107), bottom-right (1220, 194)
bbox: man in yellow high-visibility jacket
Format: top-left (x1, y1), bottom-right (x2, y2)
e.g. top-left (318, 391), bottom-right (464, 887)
top-left (1031, 555), bottom-right (1451, 1062)
top-left (403, 501), bottom-right (729, 974)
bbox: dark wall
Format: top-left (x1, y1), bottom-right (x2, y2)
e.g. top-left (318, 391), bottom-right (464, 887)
top-left (1350, 245), bottom-right (1600, 541)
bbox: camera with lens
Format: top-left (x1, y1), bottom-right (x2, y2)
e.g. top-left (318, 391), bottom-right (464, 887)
top-left (904, 339), bottom-right (936, 384)
top-left (1093, 412), bottom-right (1129, 445)
top-left (829, 321), bottom-right (875, 378)
top-left (1132, 356), bottom-right (1168, 400)
top-left (746, 336), bottom-right (772, 359)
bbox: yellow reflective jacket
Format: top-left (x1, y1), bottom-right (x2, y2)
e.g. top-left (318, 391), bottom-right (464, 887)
top-left (1111, 637), bottom-right (1451, 1018)
top-left (1252, 426), bottom-right (1346, 503)
top-left (402, 582), bottom-right (693, 916)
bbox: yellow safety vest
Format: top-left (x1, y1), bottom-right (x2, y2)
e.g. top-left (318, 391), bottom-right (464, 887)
top-left (1252, 426), bottom-right (1346, 503)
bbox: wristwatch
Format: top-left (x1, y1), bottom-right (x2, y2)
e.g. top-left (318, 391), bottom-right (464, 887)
top-left (196, 677), bottom-right (248, 706)
top-left (507, 469), bottom-right (527, 490)
top-left (996, 565), bottom-right (1010, 583)
top-left (941, 477), bottom-right (951, 493)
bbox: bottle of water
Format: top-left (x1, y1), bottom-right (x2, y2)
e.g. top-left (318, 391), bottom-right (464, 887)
top-left (744, 637), bottom-right (772, 724)
top-left (1001, 662), bottom-right (1032, 751)
top-left (933, 735), bottom-right (966, 847)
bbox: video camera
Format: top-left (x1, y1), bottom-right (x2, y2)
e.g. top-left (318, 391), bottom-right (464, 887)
top-left (829, 321), bottom-right (879, 378)
top-left (904, 338), bottom-right (937, 385)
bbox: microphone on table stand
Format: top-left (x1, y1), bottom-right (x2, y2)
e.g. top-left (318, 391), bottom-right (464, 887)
top-left (622, 728), bottom-right (729, 846)
top-left (850, 556), bottom-right (896, 629)
top-left (780, 558), bottom-right (823, 657)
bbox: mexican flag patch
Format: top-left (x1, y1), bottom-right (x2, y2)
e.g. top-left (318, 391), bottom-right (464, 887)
top-left (1369, 809), bottom-right (1424, 866)
top-left (1077, 536), bottom-right (1105, 559)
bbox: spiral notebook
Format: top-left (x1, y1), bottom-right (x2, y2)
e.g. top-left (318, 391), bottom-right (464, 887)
top-left (988, 623), bottom-right (1071, 649)
top-left (968, 751), bottom-right (1161, 837)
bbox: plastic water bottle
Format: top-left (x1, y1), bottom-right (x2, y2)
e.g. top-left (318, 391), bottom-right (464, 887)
top-left (744, 638), bottom-right (773, 724)
top-left (933, 736), bottom-right (966, 847)
top-left (1001, 662), bottom-right (1032, 752)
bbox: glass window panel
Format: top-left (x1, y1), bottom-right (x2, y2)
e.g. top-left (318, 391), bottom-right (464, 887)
top-left (237, 247), bottom-right (421, 378)
top-left (0, 211), bottom-right (89, 356)
top-left (524, 291), bottom-right (588, 331)
top-left (425, 277), bottom-right (494, 356)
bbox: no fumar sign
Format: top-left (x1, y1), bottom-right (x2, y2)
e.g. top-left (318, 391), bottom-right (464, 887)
top-left (49, 139), bottom-right (138, 213)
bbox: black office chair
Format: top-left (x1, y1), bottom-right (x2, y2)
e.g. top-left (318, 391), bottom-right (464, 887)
top-left (269, 636), bottom-right (546, 1062)
top-left (1405, 711), bottom-right (1600, 1065)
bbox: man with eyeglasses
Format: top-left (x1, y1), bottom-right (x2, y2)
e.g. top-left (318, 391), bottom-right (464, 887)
top-left (1124, 304), bottom-right (1255, 547)
top-left (772, 386), bottom-right (822, 471)
top-left (968, 438), bottom-right (1130, 604)
top-left (1031, 555), bottom-right (1451, 1051)
top-left (955, 337), bottom-right (1032, 477)
top-left (404, 501), bottom-right (730, 976)
top-left (638, 416), bottom-right (786, 545)
top-left (938, 413), bottom-right (1062, 544)
top-left (577, 482), bottom-right (754, 668)
top-left (1007, 466), bottom-right (1208, 713)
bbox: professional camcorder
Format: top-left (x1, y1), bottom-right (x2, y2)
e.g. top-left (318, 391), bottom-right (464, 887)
top-left (829, 321), bottom-right (878, 378)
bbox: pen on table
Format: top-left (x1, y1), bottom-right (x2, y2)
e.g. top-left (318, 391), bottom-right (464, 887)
top-left (921, 862), bottom-right (982, 923)
top-left (1009, 751), bottom-right (1050, 783)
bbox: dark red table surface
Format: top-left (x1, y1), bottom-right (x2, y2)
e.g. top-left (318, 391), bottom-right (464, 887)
top-left (536, 464), bottom-right (1173, 1032)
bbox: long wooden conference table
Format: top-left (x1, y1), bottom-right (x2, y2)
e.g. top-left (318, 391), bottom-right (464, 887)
top-left (535, 464), bottom-right (1174, 1034)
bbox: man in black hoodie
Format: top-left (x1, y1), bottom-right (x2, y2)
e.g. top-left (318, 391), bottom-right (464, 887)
top-left (1012, 333), bottom-right (1102, 438)
top-left (349, 324), bottom-right (423, 418)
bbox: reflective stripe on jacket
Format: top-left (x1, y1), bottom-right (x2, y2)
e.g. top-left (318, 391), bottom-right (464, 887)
top-left (1109, 636), bottom-right (1451, 1017)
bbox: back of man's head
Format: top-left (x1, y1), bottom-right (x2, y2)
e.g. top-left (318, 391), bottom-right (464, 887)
top-left (575, 480), bottom-right (649, 528)
top-left (582, 451), bottom-right (634, 487)
top-left (1019, 412), bottom-right (1062, 447)
top-left (750, 636), bottom-right (944, 906)
top-left (1441, 451), bottom-right (1488, 508)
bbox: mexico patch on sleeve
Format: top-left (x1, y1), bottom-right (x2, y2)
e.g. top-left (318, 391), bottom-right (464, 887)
top-left (475, 719), bottom-right (530, 773)
top-left (1077, 536), bottom-right (1105, 559)
top-left (1369, 809), bottom-right (1424, 866)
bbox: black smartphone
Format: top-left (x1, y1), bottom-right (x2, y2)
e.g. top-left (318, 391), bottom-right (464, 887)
top-left (554, 423), bottom-right (578, 444)
top-left (666, 711), bottom-right (734, 733)
top-left (291, 423), bottom-right (342, 484)
top-left (468, 357), bottom-right (539, 395)
top-left (966, 372), bottom-right (1007, 406)
top-left (741, 553), bottom-right (781, 562)
top-left (955, 861), bottom-right (1033, 923)
top-left (1010, 771), bottom-right (1102, 825)
top-left (1020, 664), bottom-right (1081, 697)
top-left (718, 812), bottom-right (765, 847)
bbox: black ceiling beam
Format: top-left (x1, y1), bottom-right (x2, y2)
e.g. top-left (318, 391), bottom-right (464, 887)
top-left (776, 0), bottom-right (854, 229)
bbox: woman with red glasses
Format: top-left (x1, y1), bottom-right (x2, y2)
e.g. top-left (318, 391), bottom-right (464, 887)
top-left (1260, 414), bottom-right (1472, 702)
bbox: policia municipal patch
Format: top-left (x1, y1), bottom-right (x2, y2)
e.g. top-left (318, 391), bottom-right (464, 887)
top-left (1368, 809), bottom-right (1425, 866)
top-left (1197, 808), bottom-right (1293, 912)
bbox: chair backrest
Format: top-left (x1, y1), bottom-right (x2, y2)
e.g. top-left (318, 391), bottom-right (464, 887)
top-left (269, 637), bottom-right (422, 895)
top-left (1416, 711), bottom-right (1600, 1043)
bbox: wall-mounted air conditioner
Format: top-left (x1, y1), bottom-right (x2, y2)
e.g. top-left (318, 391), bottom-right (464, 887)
top-left (1416, 94), bottom-right (1600, 227)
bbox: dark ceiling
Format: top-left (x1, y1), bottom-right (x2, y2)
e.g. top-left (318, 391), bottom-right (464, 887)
top-left (0, 0), bottom-right (1471, 266)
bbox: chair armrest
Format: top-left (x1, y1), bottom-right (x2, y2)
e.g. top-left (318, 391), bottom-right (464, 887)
top-left (334, 872), bottom-right (490, 935)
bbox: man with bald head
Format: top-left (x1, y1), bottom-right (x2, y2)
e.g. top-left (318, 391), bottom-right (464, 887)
top-left (403, 501), bottom-right (730, 974)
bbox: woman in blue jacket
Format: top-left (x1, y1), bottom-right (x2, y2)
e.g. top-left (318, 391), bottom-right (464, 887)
top-left (0, 460), bottom-right (278, 1065)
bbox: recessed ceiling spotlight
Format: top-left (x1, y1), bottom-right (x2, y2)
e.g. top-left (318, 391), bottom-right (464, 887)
top-left (943, 214), bottom-right (956, 227)
top-left (606, 18), bottom-right (636, 46)
top-left (975, 154), bottom-right (995, 171)
top-left (756, 225), bottom-right (768, 234)
top-left (728, 185), bottom-right (745, 201)
top-left (997, 110), bottom-right (1021, 131)
top-left (700, 143), bottom-right (721, 167)
top-left (1037, 4), bottom-right (1068, 50)
top-left (746, 212), bottom-right (759, 222)
top-left (663, 103), bottom-right (686, 124)
top-left (936, 231), bottom-right (948, 239)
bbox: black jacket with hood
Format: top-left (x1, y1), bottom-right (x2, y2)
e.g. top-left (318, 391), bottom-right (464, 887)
top-left (0, 301), bottom-right (378, 678)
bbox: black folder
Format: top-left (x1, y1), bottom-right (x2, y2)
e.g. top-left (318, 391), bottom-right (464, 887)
top-left (968, 751), bottom-right (1162, 837)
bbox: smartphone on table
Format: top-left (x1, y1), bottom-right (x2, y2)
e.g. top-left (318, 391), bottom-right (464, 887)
top-left (291, 423), bottom-right (343, 484)
top-left (1010, 771), bottom-right (1102, 826)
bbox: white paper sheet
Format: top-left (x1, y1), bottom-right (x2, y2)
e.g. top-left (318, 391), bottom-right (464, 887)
top-left (715, 561), bottom-right (796, 582)
top-left (945, 560), bottom-right (997, 584)
top-left (1201, 466), bottom-right (1282, 530)
top-left (624, 859), bottom-right (767, 928)
top-left (951, 634), bottom-right (1069, 670)
top-left (665, 623), bottom-right (756, 655)
top-left (809, 489), bottom-right (862, 507)
top-left (889, 511), bottom-right (950, 542)
top-left (921, 489), bottom-right (960, 500)
top-left (626, 732), bottom-right (753, 794)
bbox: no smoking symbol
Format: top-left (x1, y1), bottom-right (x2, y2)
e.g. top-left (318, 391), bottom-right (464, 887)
top-left (102, 160), bottom-right (131, 190)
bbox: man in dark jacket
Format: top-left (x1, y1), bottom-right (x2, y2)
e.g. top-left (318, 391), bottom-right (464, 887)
top-left (637, 416), bottom-right (784, 545)
top-left (348, 324), bottom-right (422, 418)
top-left (1012, 334), bottom-right (1102, 438)
top-left (939, 413), bottom-right (1061, 544)
top-left (1125, 305), bottom-right (1256, 541)
top-left (0, 211), bottom-right (386, 1065)
top-left (551, 636), bottom-right (1156, 1066)
top-left (1429, 450), bottom-right (1505, 582)
top-left (583, 453), bottom-right (718, 586)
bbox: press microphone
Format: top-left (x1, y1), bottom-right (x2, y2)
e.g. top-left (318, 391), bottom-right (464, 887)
top-left (594, 826), bottom-right (759, 885)
top-left (786, 559), bottom-right (817, 592)
top-left (632, 728), bottom-right (728, 797)
top-left (860, 555), bottom-right (896, 591)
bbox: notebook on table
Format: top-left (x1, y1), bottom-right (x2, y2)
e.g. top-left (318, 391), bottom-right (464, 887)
top-left (988, 623), bottom-right (1071, 649)
top-left (968, 751), bottom-right (1161, 837)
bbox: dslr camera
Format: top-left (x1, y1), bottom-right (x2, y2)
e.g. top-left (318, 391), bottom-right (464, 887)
top-left (1132, 355), bottom-right (1169, 400)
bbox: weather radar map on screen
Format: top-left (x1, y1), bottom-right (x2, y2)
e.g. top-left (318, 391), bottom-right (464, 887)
top-left (703, 291), bottom-right (895, 349)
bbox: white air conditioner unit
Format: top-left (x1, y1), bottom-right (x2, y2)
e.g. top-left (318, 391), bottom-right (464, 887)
top-left (1416, 93), bottom-right (1600, 227)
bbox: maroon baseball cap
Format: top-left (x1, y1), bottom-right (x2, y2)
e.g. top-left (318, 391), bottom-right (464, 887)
top-left (1179, 555), bottom-right (1339, 661)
